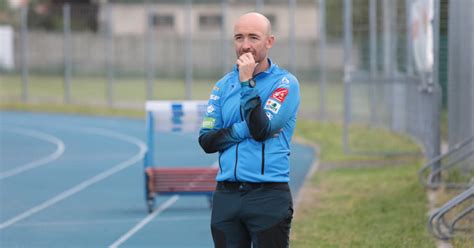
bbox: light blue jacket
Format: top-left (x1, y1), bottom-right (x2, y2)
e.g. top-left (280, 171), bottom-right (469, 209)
top-left (199, 59), bottom-right (300, 182)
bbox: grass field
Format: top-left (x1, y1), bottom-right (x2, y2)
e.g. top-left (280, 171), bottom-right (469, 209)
top-left (2, 74), bottom-right (466, 247)
top-left (432, 189), bottom-right (474, 248)
top-left (291, 120), bottom-right (435, 247)
top-left (291, 121), bottom-right (472, 248)
top-left (1, 74), bottom-right (348, 118)
top-left (0, 74), bottom-right (216, 104)
top-left (291, 162), bottom-right (435, 248)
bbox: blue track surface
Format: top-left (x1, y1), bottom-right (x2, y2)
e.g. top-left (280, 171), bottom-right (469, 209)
top-left (0, 111), bottom-right (315, 247)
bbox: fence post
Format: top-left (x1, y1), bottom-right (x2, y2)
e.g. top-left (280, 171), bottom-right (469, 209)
top-left (369, 0), bottom-right (377, 124)
top-left (104, 4), bottom-right (115, 107)
top-left (343, 0), bottom-right (352, 153)
top-left (20, 5), bottom-right (29, 103)
top-left (185, 0), bottom-right (193, 100)
top-left (382, 0), bottom-right (400, 130)
top-left (146, 8), bottom-right (156, 101)
top-left (221, 0), bottom-right (229, 75)
top-left (63, 3), bottom-right (72, 104)
top-left (405, 0), bottom-right (413, 76)
top-left (288, 0), bottom-right (296, 74)
top-left (431, 0), bottom-right (442, 181)
top-left (256, 0), bottom-right (264, 12)
top-left (392, 0), bottom-right (406, 132)
top-left (318, 0), bottom-right (327, 120)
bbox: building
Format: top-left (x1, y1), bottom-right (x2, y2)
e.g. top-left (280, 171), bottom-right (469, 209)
top-left (100, 0), bottom-right (319, 40)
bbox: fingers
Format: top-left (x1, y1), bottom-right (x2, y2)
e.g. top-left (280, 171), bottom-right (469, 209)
top-left (243, 52), bottom-right (255, 62)
top-left (243, 52), bottom-right (254, 62)
top-left (237, 53), bottom-right (254, 64)
top-left (236, 52), bottom-right (257, 81)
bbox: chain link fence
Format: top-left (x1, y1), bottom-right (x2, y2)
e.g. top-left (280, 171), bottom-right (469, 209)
top-left (447, 0), bottom-right (474, 148)
top-left (2, 0), bottom-right (473, 163)
top-left (2, 0), bottom-right (334, 111)
top-left (341, 0), bottom-right (442, 162)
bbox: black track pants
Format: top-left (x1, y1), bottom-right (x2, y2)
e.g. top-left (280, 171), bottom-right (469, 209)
top-left (210, 182), bottom-right (293, 248)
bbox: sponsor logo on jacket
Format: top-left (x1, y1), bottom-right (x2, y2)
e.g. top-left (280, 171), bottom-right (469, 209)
top-left (264, 99), bottom-right (281, 114)
top-left (271, 88), bottom-right (289, 103)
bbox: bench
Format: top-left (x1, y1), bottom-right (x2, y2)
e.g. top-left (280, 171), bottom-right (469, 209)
top-left (145, 167), bottom-right (218, 213)
top-left (143, 100), bottom-right (215, 213)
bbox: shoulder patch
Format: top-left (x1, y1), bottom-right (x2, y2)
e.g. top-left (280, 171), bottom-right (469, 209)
top-left (276, 77), bottom-right (290, 88)
top-left (207, 105), bottom-right (215, 114)
top-left (202, 117), bottom-right (216, 129)
top-left (270, 88), bottom-right (289, 103)
top-left (264, 99), bottom-right (281, 114)
top-left (209, 94), bottom-right (220, 101)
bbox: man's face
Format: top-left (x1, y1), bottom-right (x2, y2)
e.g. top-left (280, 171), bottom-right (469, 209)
top-left (233, 17), bottom-right (274, 64)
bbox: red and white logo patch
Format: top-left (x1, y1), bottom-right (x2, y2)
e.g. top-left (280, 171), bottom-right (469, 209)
top-left (271, 88), bottom-right (289, 103)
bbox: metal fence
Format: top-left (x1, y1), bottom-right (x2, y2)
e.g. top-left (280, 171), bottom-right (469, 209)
top-left (2, 0), bottom-right (473, 162)
top-left (3, 0), bottom-right (338, 111)
top-left (3, 0), bottom-right (474, 240)
top-left (341, 0), bottom-right (442, 162)
top-left (447, 0), bottom-right (474, 150)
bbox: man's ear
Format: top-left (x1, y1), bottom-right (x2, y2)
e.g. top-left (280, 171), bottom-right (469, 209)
top-left (266, 35), bottom-right (275, 49)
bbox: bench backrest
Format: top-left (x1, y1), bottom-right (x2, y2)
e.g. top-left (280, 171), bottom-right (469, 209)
top-left (146, 167), bottom-right (218, 193)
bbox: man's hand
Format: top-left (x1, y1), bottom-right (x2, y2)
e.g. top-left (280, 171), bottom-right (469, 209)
top-left (236, 52), bottom-right (258, 82)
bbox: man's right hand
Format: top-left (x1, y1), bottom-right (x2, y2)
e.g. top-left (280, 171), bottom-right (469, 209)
top-left (236, 52), bottom-right (258, 82)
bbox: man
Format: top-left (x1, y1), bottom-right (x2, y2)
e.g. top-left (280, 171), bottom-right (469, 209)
top-left (198, 12), bottom-right (300, 248)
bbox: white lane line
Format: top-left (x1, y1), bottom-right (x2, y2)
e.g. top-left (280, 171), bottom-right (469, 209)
top-left (0, 127), bottom-right (66, 180)
top-left (0, 127), bottom-right (147, 230)
top-left (14, 215), bottom-right (210, 227)
top-left (108, 160), bottom-right (219, 247)
top-left (108, 196), bottom-right (180, 248)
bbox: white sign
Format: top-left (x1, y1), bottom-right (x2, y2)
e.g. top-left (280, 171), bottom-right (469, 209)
top-left (0, 25), bottom-right (14, 70)
top-left (411, 0), bottom-right (434, 72)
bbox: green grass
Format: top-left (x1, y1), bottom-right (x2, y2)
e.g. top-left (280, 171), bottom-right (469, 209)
top-left (453, 237), bottom-right (474, 248)
top-left (1, 74), bottom-right (450, 247)
top-left (0, 74), bottom-right (348, 119)
top-left (0, 74), bottom-right (216, 103)
top-left (291, 120), bottom-right (435, 247)
top-left (295, 120), bottom-right (420, 162)
top-left (433, 189), bottom-right (474, 248)
top-left (291, 163), bottom-right (435, 248)
top-left (0, 102), bottom-right (145, 119)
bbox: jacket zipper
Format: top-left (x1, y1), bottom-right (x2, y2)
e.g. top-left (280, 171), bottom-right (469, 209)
top-left (234, 143), bottom-right (240, 181)
top-left (261, 143), bottom-right (265, 175)
top-left (233, 107), bottom-right (244, 182)
top-left (218, 152), bottom-right (222, 173)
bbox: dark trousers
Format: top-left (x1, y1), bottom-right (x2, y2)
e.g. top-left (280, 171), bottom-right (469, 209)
top-left (211, 182), bottom-right (293, 248)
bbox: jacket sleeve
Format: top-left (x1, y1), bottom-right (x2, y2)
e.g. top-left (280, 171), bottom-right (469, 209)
top-left (198, 83), bottom-right (251, 154)
top-left (240, 76), bottom-right (300, 142)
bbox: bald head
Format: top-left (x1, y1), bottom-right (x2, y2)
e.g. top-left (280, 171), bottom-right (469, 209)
top-left (233, 12), bottom-right (275, 71)
top-left (234, 12), bottom-right (272, 36)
